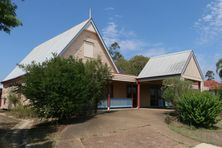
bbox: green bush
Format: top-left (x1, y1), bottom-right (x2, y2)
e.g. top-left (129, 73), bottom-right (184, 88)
top-left (216, 89), bottom-right (222, 100)
top-left (21, 55), bottom-right (111, 120)
top-left (176, 91), bottom-right (222, 127)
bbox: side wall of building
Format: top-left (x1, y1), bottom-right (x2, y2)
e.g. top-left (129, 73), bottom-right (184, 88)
top-left (1, 78), bottom-right (28, 109)
top-left (183, 56), bottom-right (202, 81)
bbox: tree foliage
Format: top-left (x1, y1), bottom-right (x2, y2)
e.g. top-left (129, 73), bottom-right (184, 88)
top-left (108, 42), bottom-right (149, 76)
top-left (205, 70), bottom-right (215, 80)
top-left (216, 59), bottom-right (222, 79)
top-left (0, 0), bottom-right (22, 33)
top-left (161, 78), bottom-right (192, 106)
top-left (128, 55), bottom-right (149, 75)
top-left (115, 57), bottom-right (129, 73)
top-left (108, 42), bottom-right (123, 61)
top-left (20, 56), bottom-right (111, 119)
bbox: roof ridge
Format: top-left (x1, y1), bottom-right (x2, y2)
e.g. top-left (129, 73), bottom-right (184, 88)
top-left (150, 50), bottom-right (193, 59)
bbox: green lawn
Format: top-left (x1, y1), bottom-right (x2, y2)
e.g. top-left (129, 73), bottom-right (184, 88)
top-left (168, 117), bottom-right (222, 146)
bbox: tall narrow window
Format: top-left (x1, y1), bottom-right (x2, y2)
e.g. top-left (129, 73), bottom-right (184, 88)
top-left (84, 41), bottom-right (94, 58)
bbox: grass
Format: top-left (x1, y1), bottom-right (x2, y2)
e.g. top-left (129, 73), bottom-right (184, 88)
top-left (8, 105), bottom-right (37, 119)
top-left (167, 113), bottom-right (222, 146)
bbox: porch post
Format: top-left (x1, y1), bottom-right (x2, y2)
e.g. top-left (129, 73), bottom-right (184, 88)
top-left (131, 83), bottom-right (134, 108)
top-left (137, 80), bottom-right (140, 109)
top-left (107, 93), bottom-right (111, 111)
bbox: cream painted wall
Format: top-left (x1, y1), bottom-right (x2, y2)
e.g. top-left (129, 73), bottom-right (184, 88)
top-left (62, 30), bottom-right (116, 73)
top-left (183, 56), bottom-right (202, 81)
top-left (1, 82), bottom-right (29, 109)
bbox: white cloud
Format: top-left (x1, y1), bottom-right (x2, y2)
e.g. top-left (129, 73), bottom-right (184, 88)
top-left (102, 21), bottom-right (147, 51)
top-left (102, 18), bottom-right (171, 58)
top-left (102, 22), bottom-right (118, 41)
top-left (194, 0), bottom-right (222, 44)
top-left (104, 7), bottom-right (114, 11)
top-left (114, 14), bottom-right (122, 18)
top-left (119, 40), bottom-right (146, 51)
top-left (142, 48), bottom-right (168, 57)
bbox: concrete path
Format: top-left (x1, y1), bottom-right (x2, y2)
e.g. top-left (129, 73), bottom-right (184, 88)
top-left (195, 143), bottom-right (222, 148)
top-left (56, 109), bottom-right (200, 148)
top-left (11, 119), bottom-right (34, 147)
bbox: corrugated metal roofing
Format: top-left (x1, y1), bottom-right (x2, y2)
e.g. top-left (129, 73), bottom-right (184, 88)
top-left (138, 50), bottom-right (192, 79)
top-left (3, 19), bottom-right (91, 82)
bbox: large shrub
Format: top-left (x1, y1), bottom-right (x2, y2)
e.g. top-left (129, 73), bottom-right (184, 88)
top-left (21, 56), bottom-right (111, 119)
top-left (161, 78), bottom-right (192, 105)
top-left (176, 91), bottom-right (222, 127)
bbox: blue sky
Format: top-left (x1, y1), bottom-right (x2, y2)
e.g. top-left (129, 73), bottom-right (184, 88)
top-left (1, 0), bottom-right (222, 81)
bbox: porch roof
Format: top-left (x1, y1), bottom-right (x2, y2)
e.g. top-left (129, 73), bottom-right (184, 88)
top-left (138, 50), bottom-right (192, 80)
top-left (112, 73), bottom-right (136, 83)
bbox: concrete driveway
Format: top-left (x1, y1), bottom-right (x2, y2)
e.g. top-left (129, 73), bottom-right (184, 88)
top-left (56, 109), bottom-right (199, 148)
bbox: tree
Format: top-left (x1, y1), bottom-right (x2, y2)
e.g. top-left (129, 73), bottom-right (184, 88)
top-left (108, 42), bottom-right (149, 75)
top-left (109, 42), bottom-right (123, 61)
top-left (127, 55), bottom-right (149, 75)
top-left (20, 56), bottom-right (111, 120)
top-left (216, 59), bottom-right (222, 79)
top-left (115, 57), bottom-right (129, 74)
top-left (0, 0), bottom-right (22, 33)
top-left (205, 70), bottom-right (215, 80)
top-left (161, 78), bottom-right (192, 106)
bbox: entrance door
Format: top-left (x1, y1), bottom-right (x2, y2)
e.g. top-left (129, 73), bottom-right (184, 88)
top-left (150, 88), bottom-right (162, 107)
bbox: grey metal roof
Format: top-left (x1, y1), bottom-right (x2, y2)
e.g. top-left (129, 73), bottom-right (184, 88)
top-left (138, 50), bottom-right (192, 79)
top-left (2, 18), bottom-right (119, 82)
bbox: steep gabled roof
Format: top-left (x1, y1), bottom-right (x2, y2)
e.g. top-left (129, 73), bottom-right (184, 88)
top-left (2, 18), bottom-right (119, 82)
top-left (137, 50), bottom-right (204, 80)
